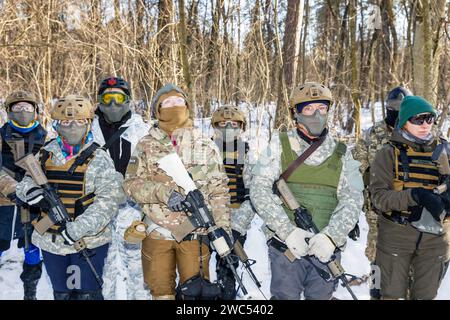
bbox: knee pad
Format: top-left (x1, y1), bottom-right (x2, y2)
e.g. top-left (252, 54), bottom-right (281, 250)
top-left (24, 243), bottom-right (42, 266)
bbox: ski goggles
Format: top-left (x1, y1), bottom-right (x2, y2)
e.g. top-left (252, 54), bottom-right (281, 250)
top-left (99, 92), bottom-right (129, 105)
top-left (216, 120), bottom-right (241, 129)
top-left (408, 113), bottom-right (435, 125)
top-left (160, 96), bottom-right (186, 109)
top-left (57, 119), bottom-right (90, 127)
top-left (295, 103), bottom-right (328, 116)
top-left (10, 102), bottom-right (35, 113)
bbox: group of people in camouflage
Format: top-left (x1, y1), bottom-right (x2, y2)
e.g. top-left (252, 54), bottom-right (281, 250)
top-left (0, 77), bottom-right (448, 300)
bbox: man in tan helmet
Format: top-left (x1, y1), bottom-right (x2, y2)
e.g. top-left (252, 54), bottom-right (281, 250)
top-left (211, 105), bottom-right (255, 299)
top-left (123, 84), bottom-right (231, 300)
top-left (16, 95), bottom-right (125, 300)
top-left (249, 82), bottom-right (363, 299)
top-left (0, 90), bottom-right (47, 300)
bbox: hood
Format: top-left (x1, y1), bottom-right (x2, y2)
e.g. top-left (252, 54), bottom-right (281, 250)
top-left (390, 129), bottom-right (438, 153)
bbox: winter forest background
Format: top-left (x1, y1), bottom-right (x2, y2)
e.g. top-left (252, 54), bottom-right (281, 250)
top-left (0, 0), bottom-right (448, 140)
top-left (0, 0), bottom-right (449, 300)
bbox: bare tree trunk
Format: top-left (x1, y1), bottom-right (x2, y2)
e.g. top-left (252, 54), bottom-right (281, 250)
top-left (412, 0), bottom-right (446, 105)
top-left (300, 0), bottom-right (309, 83)
top-left (157, 0), bottom-right (175, 89)
top-left (347, 0), bottom-right (362, 137)
top-left (282, 0), bottom-right (304, 91)
top-left (274, 0), bottom-right (291, 130)
top-left (178, 0), bottom-right (193, 112)
top-left (204, 0), bottom-right (223, 115)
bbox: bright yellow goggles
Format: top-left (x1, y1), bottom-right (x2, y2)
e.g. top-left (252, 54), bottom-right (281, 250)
top-left (100, 92), bottom-right (128, 105)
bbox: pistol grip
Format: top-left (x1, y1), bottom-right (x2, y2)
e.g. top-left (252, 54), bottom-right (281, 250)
top-left (34, 215), bottom-right (54, 235)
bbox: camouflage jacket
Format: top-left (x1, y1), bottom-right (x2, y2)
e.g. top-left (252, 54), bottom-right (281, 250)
top-left (249, 129), bottom-right (364, 248)
top-left (123, 126), bottom-right (231, 240)
top-left (353, 120), bottom-right (393, 177)
top-left (0, 168), bottom-right (17, 204)
top-left (16, 139), bottom-right (126, 255)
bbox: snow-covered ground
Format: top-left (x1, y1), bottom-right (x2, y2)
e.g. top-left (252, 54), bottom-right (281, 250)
top-left (1, 101), bottom-right (450, 300)
top-left (2, 211), bottom-right (449, 300)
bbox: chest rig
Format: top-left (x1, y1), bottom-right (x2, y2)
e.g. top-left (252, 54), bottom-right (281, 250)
top-left (35, 143), bottom-right (98, 236)
top-left (222, 141), bottom-right (249, 209)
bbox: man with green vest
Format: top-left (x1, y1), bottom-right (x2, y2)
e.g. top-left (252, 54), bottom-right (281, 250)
top-left (250, 82), bottom-right (363, 300)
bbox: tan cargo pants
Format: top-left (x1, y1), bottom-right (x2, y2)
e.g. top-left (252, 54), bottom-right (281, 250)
top-left (375, 215), bottom-right (450, 299)
top-left (141, 237), bottom-right (211, 299)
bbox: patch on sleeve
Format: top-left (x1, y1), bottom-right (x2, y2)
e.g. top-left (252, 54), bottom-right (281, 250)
top-left (126, 156), bottom-right (139, 175)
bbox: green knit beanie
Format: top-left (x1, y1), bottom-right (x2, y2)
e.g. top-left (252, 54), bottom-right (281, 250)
top-left (397, 95), bottom-right (436, 128)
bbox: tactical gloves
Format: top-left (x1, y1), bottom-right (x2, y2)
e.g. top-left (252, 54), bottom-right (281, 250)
top-left (411, 188), bottom-right (445, 221)
top-left (307, 233), bottom-right (336, 263)
top-left (6, 191), bottom-right (17, 202)
top-left (25, 187), bottom-right (51, 212)
top-left (232, 229), bottom-right (246, 247)
top-left (285, 227), bottom-right (314, 259)
top-left (167, 190), bottom-right (186, 212)
top-left (58, 224), bottom-right (76, 246)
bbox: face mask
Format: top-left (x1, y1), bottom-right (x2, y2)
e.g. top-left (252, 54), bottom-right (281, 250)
top-left (294, 110), bottom-right (328, 137)
top-left (99, 102), bottom-right (131, 124)
top-left (56, 123), bottom-right (88, 146)
top-left (385, 108), bottom-right (399, 128)
top-left (158, 106), bottom-right (191, 134)
top-left (215, 126), bottom-right (241, 143)
top-left (8, 111), bottom-right (36, 127)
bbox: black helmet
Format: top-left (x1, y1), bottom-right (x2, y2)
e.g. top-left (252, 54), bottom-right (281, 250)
top-left (386, 86), bottom-right (412, 111)
top-left (98, 77), bottom-right (131, 97)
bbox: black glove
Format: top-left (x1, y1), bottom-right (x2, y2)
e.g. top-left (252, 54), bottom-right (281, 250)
top-left (167, 190), bottom-right (186, 212)
top-left (7, 192), bottom-right (27, 208)
top-left (6, 192), bottom-right (17, 202)
top-left (411, 188), bottom-right (445, 221)
top-left (24, 187), bottom-right (50, 212)
top-left (232, 229), bottom-right (247, 247)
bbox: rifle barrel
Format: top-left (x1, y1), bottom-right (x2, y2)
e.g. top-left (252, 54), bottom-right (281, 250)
top-left (225, 255), bottom-right (248, 296)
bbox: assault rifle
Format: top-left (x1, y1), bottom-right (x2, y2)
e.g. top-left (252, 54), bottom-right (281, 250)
top-left (157, 153), bottom-right (252, 298)
top-left (276, 178), bottom-right (358, 300)
top-left (16, 153), bottom-right (103, 286)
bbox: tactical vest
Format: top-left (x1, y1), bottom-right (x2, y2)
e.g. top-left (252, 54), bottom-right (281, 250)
top-left (280, 133), bottom-right (346, 231)
top-left (222, 142), bottom-right (249, 209)
top-left (0, 124), bottom-right (46, 181)
top-left (37, 145), bottom-right (96, 234)
top-left (390, 141), bottom-right (441, 192)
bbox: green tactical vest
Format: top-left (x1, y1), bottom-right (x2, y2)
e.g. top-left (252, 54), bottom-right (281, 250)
top-left (280, 133), bottom-right (346, 231)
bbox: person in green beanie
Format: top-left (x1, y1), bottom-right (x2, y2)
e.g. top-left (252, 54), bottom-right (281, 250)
top-left (369, 95), bottom-right (450, 299)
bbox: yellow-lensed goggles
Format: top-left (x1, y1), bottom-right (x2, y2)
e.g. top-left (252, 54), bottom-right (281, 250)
top-left (99, 92), bottom-right (129, 105)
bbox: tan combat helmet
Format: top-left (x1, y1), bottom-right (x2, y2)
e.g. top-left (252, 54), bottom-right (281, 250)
top-left (4, 91), bottom-right (38, 111)
top-left (211, 105), bottom-right (247, 131)
top-left (289, 82), bottom-right (333, 112)
top-left (51, 95), bottom-right (94, 120)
